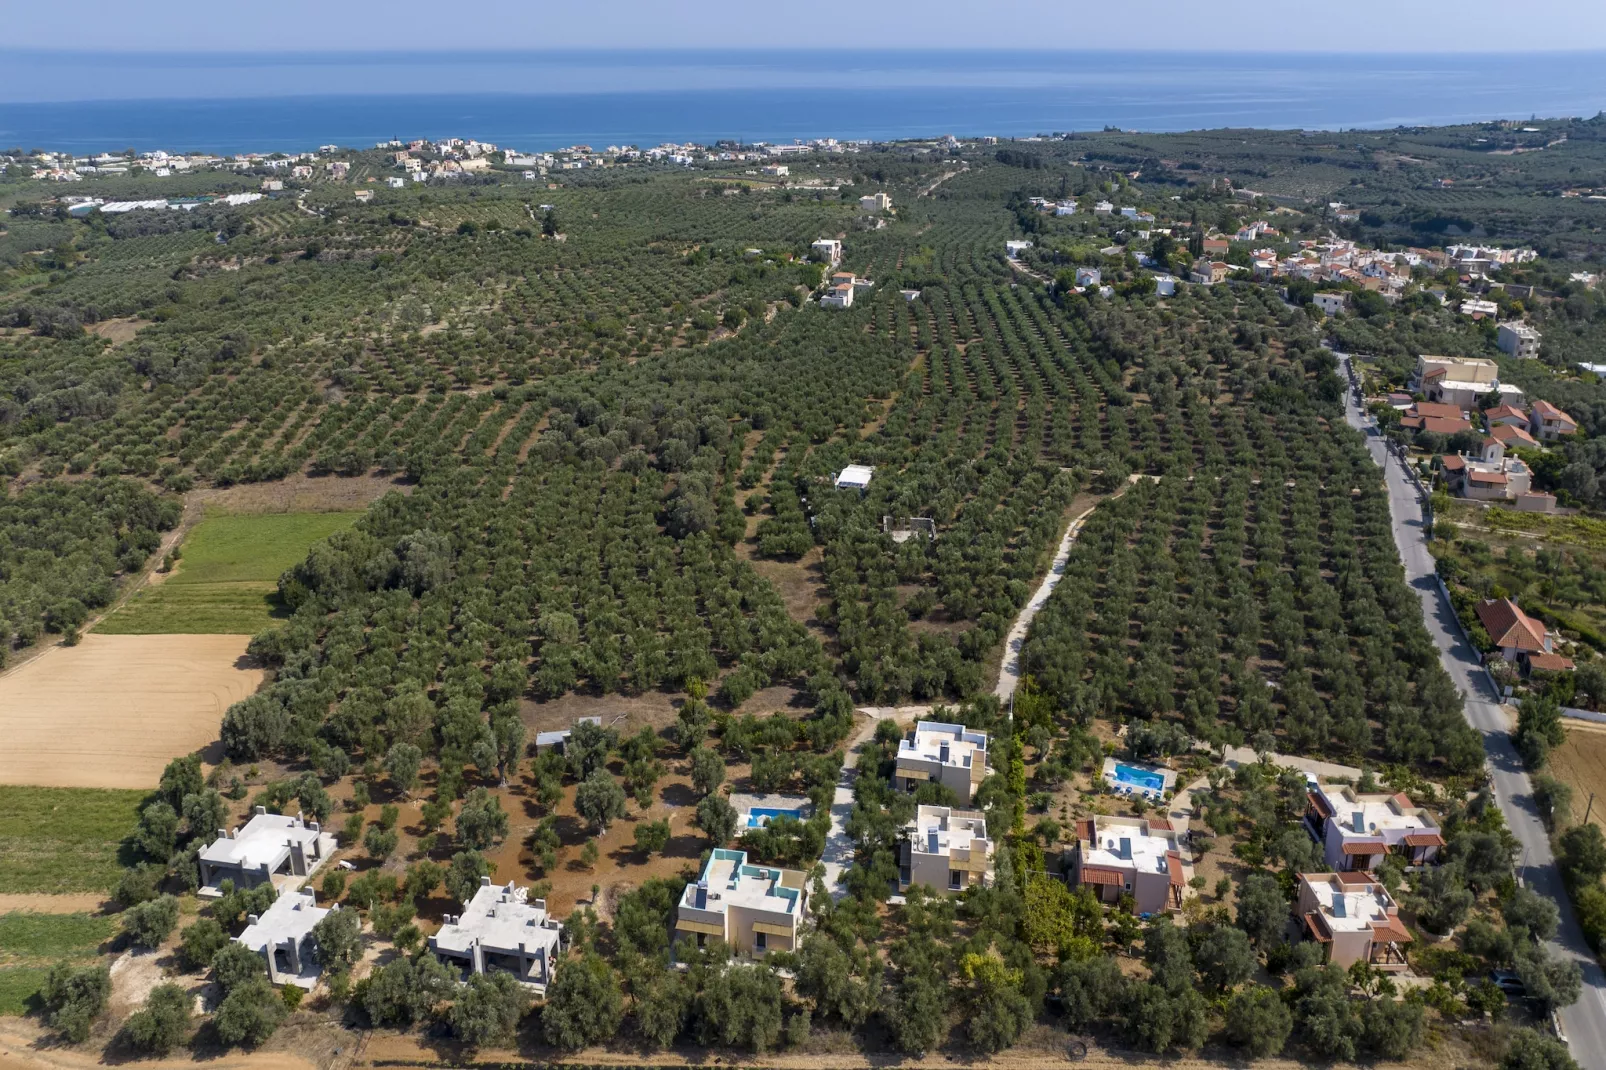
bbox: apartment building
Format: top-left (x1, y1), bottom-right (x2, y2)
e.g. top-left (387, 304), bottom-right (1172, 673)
top-left (674, 848), bottom-right (807, 957)
top-left (898, 804), bottom-right (994, 894)
top-left (1305, 782), bottom-right (1443, 871)
top-left (894, 721), bottom-right (989, 804)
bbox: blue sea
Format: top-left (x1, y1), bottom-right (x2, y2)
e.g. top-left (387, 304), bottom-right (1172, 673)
top-left (2, 49), bottom-right (1604, 155)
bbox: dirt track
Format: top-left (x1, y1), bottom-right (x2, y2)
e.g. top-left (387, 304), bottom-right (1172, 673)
top-left (0, 634), bottom-right (263, 789)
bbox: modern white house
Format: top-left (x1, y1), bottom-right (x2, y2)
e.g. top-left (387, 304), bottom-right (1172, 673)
top-left (235, 889), bottom-right (332, 989)
top-left (1004, 240), bottom-right (1033, 258)
top-left (198, 808), bottom-right (335, 897)
top-left (1305, 782), bottom-right (1444, 872)
top-left (859, 192), bottom-right (891, 212)
top-left (811, 239), bottom-right (843, 266)
top-left (898, 805), bottom-right (993, 894)
top-left (1312, 291), bottom-right (1349, 316)
top-left (674, 848), bottom-right (807, 957)
top-left (894, 721), bottom-right (989, 804)
top-left (431, 878), bottom-right (565, 993)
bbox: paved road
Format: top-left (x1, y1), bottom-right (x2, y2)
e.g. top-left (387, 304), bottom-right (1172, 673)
top-left (1339, 355), bottom-right (1606, 1060)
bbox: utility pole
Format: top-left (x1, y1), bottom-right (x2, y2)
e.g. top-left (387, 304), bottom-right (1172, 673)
top-left (1586, 791), bottom-right (1596, 826)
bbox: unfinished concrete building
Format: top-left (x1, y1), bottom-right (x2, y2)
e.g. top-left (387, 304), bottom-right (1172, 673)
top-left (235, 889), bottom-right (333, 988)
top-left (198, 807), bottom-right (335, 897)
top-left (430, 878), bottom-right (565, 993)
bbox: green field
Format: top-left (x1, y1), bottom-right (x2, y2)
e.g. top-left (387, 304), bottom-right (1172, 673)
top-left (0, 785), bottom-right (146, 894)
top-left (97, 510), bottom-right (361, 634)
top-left (0, 912), bottom-right (120, 1016)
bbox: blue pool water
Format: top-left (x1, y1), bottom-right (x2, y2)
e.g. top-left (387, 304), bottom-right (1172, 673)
top-left (1112, 763), bottom-right (1165, 792)
top-left (745, 807), bottom-right (803, 828)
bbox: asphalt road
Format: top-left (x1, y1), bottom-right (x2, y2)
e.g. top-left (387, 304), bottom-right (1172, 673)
top-left (1339, 356), bottom-right (1606, 1061)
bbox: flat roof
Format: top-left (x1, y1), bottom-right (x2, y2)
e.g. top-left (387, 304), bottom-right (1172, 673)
top-left (200, 811), bottom-right (320, 869)
top-left (908, 804), bottom-right (989, 854)
top-left (434, 879), bottom-right (560, 957)
top-left (681, 848), bottom-right (804, 917)
top-left (899, 721), bottom-right (986, 769)
top-left (1084, 815), bottom-right (1179, 878)
top-left (236, 890), bottom-right (328, 952)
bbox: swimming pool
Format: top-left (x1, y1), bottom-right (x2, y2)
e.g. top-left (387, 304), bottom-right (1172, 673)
top-left (745, 806), bottom-right (804, 828)
top-left (1111, 763), bottom-right (1166, 792)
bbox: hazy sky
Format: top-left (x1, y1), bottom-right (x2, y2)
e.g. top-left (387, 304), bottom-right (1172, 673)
top-left (9, 0), bottom-right (1606, 52)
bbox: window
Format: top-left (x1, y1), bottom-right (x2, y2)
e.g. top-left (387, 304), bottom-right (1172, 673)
top-left (696, 932), bottom-right (706, 949)
top-left (755, 931), bottom-right (767, 952)
top-left (949, 870), bottom-right (962, 890)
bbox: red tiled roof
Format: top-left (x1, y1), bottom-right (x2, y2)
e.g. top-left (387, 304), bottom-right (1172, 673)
top-left (1078, 866), bottom-right (1124, 887)
top-left (1308, 790), bottom-right (1334, 819)
top-left (1440, 454), bottom-right (1467, 472)
top-left (1402, 415), bottom-right (1472, 435)
top-left (1485, 403), bottom-right (1528, 424)
top-left (1489, 424), bottom-right (1538, 449)
top-left (1166, 851), bottom-right (1185, 886)
top-left (1531, 399), bottom-right (1577, 428)
top-left (1370, 919), bottom-right (1413, 944)
top-left (1147, 817), bottom-right (1173, 831)
top-left (1476, 598), bottom-right (1547, 653)
top-left (1303, 912), bottom-right (1333, 943)
top-left (1412, 402), bottom-right (1465, 420)
top-left (1076, 819), bottom-right (1095, 844)
top-left (1527, 652), bottom-right (1576, 672)
top-left (1391, 792), bottom-right (1415, 809)
top-left (1341, 840), bottom-right (1387, 855)
top-left (1334, 871), bottom-right (1379, 886)
top-left (1403, 831), bottom-right (1445, 847)
top-left (1468, 470), bottom-right (1508, 485)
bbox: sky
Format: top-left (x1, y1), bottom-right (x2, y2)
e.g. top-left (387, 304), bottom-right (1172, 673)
top-left (8, 0), bottom-right (1606, 53)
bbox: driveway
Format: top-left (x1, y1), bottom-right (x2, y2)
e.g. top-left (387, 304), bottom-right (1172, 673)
top-left (818, 707), bottom-right (926, 901)
top-left (1339, 354), bottom-right (1606, 1061)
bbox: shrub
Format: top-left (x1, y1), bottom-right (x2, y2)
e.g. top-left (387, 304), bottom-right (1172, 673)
top-left (124, 983), bottom-right (191, 1054)
top-left (122, 894), bottom-right (180, 949)
top-left (43, 963), bottom-right (111, 1042)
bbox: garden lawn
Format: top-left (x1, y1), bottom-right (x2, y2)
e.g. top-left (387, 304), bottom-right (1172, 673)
top-left (0, 912), bottom-right (119, 1017)
top-left (98, 510), bottom-right (361, 634)
top-left (0, 786), bottom-right (145, 894)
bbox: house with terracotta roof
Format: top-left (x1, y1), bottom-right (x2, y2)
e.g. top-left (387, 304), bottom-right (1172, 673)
top-left (1475, 597), bottom-right (1555, 663)
top-left (1398, 401), bottom-right (1472, 437)
top-left (1484, 403), bottom-right (1530, 431)
top-left (1296, 872), bottom-right (1411, 972)
top-left (1525, 651), bottom-right (1576, 673)
top-left (1530, 400), bottom-right (1579, 442)
top-left (1305, 782), bottom-right (1443, 871)
top-left (1440, 438), bottom-right (1531, 501)
top-left (1488, 423), bottom-right (1538, 450)
top-left (1067, 815), bottom-right (1190, 914)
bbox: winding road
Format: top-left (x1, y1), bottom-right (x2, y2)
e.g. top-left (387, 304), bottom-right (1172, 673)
top-left (1339, 354), bottom-right (1606, 1061)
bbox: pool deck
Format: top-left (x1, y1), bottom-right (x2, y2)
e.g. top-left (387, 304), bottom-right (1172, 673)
top-left (730, 792), bottom-right (814, 825)
top-left (1101, 757), bottom-right (1178, 796)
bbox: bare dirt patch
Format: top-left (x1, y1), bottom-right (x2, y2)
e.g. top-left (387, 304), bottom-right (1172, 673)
top-left (87, 317), bottom-right (148, 345)
top-left (1548, 721), bottom-right (1606, 833)
top-left (0, 635), bottom-right (264, 789)
top-left (192, 472), bottom-right (410, 514)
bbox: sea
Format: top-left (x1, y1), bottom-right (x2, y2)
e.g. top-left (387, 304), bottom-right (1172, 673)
top-left (3, 49), bottom-right (1605, 155)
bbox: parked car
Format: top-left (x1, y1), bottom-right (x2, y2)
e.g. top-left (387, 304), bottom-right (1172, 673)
top-left (1491, 970), bottom-right (1526, 996)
